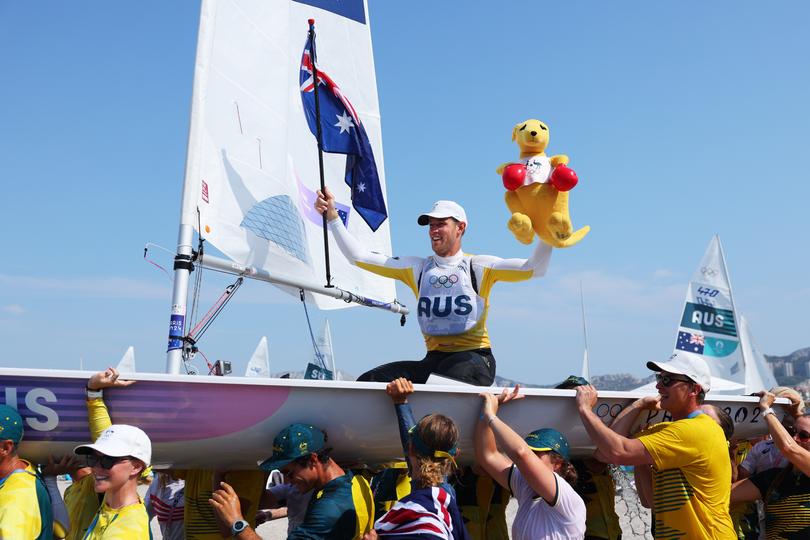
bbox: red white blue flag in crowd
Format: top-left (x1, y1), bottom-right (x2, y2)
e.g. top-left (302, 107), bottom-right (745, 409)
top-left (374, 486), bottom-right (468, 539)
top-left (300, 30), bottom-right (388, 231)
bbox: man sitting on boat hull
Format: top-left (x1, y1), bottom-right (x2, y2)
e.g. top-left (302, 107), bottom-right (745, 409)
top-left (316, 188), bottom-right (552, 386)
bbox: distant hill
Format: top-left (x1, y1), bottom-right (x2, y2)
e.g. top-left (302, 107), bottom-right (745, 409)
top-left (766, 347), bottom-right (810, 386)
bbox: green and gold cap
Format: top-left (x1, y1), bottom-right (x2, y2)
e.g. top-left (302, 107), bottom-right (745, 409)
top-left (0, 405), bottom-right (24, 445)
top-left (259, 423), bottom-right (326, 472)
top-left (524, 428), bottom-right (570, 461)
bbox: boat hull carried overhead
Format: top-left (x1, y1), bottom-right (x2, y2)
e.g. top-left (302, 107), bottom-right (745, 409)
top-left (2, 368), bottom-right (778, 469)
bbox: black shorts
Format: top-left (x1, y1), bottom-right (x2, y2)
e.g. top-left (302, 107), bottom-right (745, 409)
top-left (356, 348), bottom-right (496, 386)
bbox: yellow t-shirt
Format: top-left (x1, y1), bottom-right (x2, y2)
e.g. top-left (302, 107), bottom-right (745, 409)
top-left (0, 460), bottom-right (44, 539)
top-left (576, 463), bottom-right (621, 540)
top-left (65, 474), bottom-right (102, 540)
top-left (83, 500), bottom-right (149, 540)
top-left (174, 469), bottom-right (265, 540)
top-left (637, 413), bottom-right (736, 539)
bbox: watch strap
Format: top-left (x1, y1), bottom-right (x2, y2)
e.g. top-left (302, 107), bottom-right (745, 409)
top-left (761, 407), bottom-right (776, 418)
top-left (85, 387), bottom-right (104, 400)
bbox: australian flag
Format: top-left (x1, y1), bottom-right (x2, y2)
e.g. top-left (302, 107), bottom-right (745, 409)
top-left (300, 29), bottom-right (388, 231)
top-left (676, 330), bottom-right (705, 354)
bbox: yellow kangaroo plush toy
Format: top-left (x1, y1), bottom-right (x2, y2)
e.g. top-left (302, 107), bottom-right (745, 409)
top-left (496, 119), bottom-right (590, 247)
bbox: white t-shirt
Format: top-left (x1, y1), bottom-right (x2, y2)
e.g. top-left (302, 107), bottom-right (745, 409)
top-left (740, 439), bottom-right (788, 475)
top-left (509, 465), bottom-right (586, 540)
top-left (269, 483), bottom-right (313, 534)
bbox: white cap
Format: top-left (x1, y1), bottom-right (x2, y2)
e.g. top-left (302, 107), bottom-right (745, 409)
top-left (417, 200), bottom-right (467, 226)
top-left (647, 352), bottom-right (712, 393)
top-left (74, 424), bottom-right (152, 465)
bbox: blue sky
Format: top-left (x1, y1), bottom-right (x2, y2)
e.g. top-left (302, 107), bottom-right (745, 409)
top-left (1, 1), bottom-right (808, 383)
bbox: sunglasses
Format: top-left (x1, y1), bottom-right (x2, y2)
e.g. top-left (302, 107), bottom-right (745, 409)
top-left (794, 430), bottom-right (810, 442)
top-left (655, 373), bottom-right (694, 387)
top-left (84, 453), bottom-right (131, 469)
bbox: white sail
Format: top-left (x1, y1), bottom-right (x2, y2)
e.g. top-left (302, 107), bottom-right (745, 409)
top-left (116, 346), bottom-right (136, 374)
top-left (245, 336), bottom-right (271, 378)
top-left (315, 320), bottom-right (337, 380)
top-left (739, 315), bottom-right (778, 393)
top-left (672, 236), bottom-right (745, 385)
top-left (181, 0), bottom-right (395, 309)
top-left (579, 282), bottom-right (590, 381)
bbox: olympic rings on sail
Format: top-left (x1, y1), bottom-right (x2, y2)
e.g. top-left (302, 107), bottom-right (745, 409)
top-left (428, 274), bottom-right (459, 288)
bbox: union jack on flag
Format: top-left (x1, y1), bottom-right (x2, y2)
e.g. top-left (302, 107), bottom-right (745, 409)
top-left (300, 26), bottom-right (388, 231)
top-left (375, 486), bottom-right (468, 539)
top-left (676, 330), bottom-right (705, 354)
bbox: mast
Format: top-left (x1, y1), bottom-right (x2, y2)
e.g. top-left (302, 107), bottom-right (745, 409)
top-left (165, 0), bottom-right (216, 374)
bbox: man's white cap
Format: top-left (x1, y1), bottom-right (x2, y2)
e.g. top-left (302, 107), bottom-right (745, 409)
top-left (74, 424), bottom-right (152, 465)
top-left (647, 352), bottom-right (712, 393)
top-left (417, 200), bottom-right (467, 226)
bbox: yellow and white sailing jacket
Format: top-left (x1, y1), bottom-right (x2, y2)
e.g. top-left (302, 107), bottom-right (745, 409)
top-left (328, 218), bottom-right (552, 352)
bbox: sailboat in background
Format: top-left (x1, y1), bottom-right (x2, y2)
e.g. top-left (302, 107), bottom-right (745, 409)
top-left (664, 235), bottom-right (776, 394)
top-left (115, 346), bottom-right (136, 374)
top-left (579, 282), bottom-right (590, 381)
top-left (739, 315), bottom-right (779, 392)
top-left (244, 337), bottom-right (270, 378)
top-left (304, 320), bottom-right (337, 380)
top-left (316, 320), bottom-right (338, 380)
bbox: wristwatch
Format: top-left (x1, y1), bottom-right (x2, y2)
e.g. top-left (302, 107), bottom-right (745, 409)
top-left (761, 407), bottom-right (776, 419)
top-left (85, 387), bottom-right (104, 400)
top-left (231, 519), bottom-right (249, 537)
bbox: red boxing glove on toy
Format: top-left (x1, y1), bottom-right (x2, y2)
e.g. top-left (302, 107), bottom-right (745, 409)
top-left (550, 164), bottom-right (578, 192)
top-left (502, 163), bottom-right (526, 191)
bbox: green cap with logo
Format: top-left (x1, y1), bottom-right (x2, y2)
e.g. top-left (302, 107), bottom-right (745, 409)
top-left (554, 375), bottom-right (590, 390)
top-left (259, 423), bottom-right (326, 472)
top-left (524, 428), bottom-right (570, 461)
top-left (0, 405), bottom-right (24, 444)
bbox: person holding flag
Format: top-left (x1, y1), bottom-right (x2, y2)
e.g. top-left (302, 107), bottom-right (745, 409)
top-left (315, 189), bottom-right (552, 385)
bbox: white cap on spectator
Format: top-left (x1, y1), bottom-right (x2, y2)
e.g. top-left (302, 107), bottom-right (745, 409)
top-left (647, 352), bottom-right (712, 393)
top-left (74, 424), bottom-right (152, 465)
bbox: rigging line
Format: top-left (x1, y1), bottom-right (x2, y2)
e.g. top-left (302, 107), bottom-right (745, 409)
top-left (187, 277), bottom-right (244, 343)
top-left (299, 289), bottom-right (327, 370)
top-left (197, 348), bottom-right (214, 372)
top-left (144, 242), bottom-right (175, 256)
top-left (188, 210), bottom-right (205, 338)
top-left (143, 246), bottom-right (172, 282)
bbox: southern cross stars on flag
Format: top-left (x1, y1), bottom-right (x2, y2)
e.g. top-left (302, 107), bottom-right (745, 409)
top-left (300, 27), bottom-right (388, 231)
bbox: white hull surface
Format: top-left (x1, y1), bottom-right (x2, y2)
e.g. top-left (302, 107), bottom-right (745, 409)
top-left (2, 368), bottom-right (776, 469)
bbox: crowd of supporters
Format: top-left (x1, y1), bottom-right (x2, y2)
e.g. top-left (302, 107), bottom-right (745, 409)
top-left (2, 355), bottom-right (809, 539)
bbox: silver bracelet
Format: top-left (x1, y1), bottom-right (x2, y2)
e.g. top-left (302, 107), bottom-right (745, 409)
top-left (761, 407), bottom-right (776, 418)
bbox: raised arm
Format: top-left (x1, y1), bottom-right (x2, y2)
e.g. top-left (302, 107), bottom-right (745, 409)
top-left (386, 378), bottom-right (417, 467)
top-left (758, 391), bottom-right (810, 476)
top-left (474, 240), bottom-right (552, 283)
top-left (575, 386), bottom-right (653, 466)
top-left (474, 398), bottom-right (514, 491)
top-left (476, 388), bottom-right (559, 503)
top-left (317, 187), bottom-right (423, 293)
top-left (86, 368), bottom-right (134, 439)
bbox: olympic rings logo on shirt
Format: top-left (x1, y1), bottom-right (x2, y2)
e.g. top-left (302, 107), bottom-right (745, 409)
top-left (428, 274), bottom-right (459, 288)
